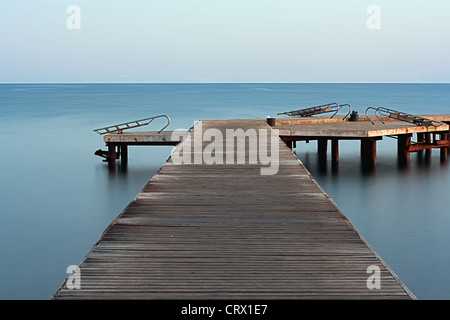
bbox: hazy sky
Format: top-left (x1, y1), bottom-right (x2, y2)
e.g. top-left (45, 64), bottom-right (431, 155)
top-left (1, 0), bottom-right (449, 83)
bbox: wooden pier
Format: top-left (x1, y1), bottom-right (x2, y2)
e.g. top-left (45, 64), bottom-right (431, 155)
top-left (53, 118), bottom-right (417, 300)
top-left (95, 131), bottom-right (182, 169)
top-left (273, 115), bottom-right (450, 171)
top-left (97, 114), bottom-right (450, 172)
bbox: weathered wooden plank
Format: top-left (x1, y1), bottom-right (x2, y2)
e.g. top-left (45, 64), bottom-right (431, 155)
top-left (104, 131), bottom-right (183, 144)
top-left (274, 120), bottom-right (449, 138)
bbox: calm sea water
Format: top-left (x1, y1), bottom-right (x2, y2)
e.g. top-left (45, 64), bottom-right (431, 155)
top-left (1, 83), bottom-right (449, 300)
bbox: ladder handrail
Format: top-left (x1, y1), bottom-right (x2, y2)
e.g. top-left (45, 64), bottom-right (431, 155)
top-left (365, 107), bottom-right (444, 127)
top-left (278, 102), bottom-right (338, 117)
top-left (334, 104), bottom-right (352, 120)
top-left (277, 103), bottom-right (352, 120)
top-left (93, 114), bottom-right (171, 135)
top-left (365, 107), bottom-right (386, 124)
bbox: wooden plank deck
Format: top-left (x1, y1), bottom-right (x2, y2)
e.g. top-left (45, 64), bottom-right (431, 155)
top-left (272, 114), bottom-right (450, 126)
top-left (103, 130), bottom-right (184, 145)
top-left (273, 120), bottom-right (449, 139)
top-left (52, 119), bottom-right (415, 299)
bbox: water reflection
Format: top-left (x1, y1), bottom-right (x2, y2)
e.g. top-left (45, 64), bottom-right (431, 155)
top-left (416, 150), bottom-right (432, 167)
top-left (296, 142), bottom-right (448, 177)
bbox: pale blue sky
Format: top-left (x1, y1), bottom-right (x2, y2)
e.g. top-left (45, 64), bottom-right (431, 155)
top-left (1, 0), bottom-right (449, 83)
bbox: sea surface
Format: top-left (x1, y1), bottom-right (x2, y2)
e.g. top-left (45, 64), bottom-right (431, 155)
top-left (1, 83), bottom-right (449, 300)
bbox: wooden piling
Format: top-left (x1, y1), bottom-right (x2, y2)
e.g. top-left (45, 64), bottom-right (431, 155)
top-left (424, 133), bottom-right (432, 158)
top-left (416, 133), bottom-right (425, 143)
top-left (318, 139), bottom-right (328, 172)
top-left (416, 133), bottom-right (425, 156)
top-left (331, 139), bottom-right (339, 172)
top-left (317, 139), bottom-right (328, 161)
top-left (121, 145), bottom-right (128, 167)
top-left (286, 140), bottom-right (293, 150)
top-left (116, 145), bottom-right (121, 160)
top-left (398, 134), bottom-right (412, 167)
top-left (107, 143), bottom-right (117, 170)
top-left (361, 139), bottom-right (377, 171)
top-left (283, 138), bottom-right (293, 150)
top-left (441, 133), bottom-right (448, 162)
top-left (448, 132), bottom-right (450, 155)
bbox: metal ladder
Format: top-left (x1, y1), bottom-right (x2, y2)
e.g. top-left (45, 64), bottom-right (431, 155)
top-left (93, 114), bottom-right (170, 135)
top-left (277, 103), bottom-right (352, 119)
top-left (365, 107), bottom-right (445, 127)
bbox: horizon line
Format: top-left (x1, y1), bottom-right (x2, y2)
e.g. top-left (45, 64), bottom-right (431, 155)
top-left (1, 81), bottom-right (449, 85)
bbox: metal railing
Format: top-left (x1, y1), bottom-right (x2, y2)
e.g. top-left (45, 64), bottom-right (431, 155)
top-left (277, 103), bottom-right (352, 119)
top-left (365, 107), bottom-right (444, 127)
top-left (93, 114), bottom-right (171, 135)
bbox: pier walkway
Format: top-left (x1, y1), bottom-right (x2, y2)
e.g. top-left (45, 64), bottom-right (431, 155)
top-left (52, 119), bottom-right (415, 299)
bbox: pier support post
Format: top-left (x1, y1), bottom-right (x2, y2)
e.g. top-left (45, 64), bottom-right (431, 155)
top-left (440, 133), bottom-right (448, 162)
top-left (448, 132), bottom-right (450, 155)
top-left (121, 144), bottom-right (128, 168)
top-left (317, 139), bottom-right (328, 172)
top-left (116, 146), bottom-right (120, 160)
top-left (416, 133), bottom-right (425, 157)
top-left (424, 133), bottom-right (432, 159)
top-left (107, 143), bottom-right (117, 170)
top-left (317, 139), bottom-right (328, 160)
top-left (283, 139), bottom-right (293, 150)
top-left (416, 133), bottom-right (425, 143)
top-left (331, 139), bottom-right (339, 173)
top-left (416, 133), bottom-right (425, 164)
top-left (398, 134), bottom-right (412, 167)
top-left (361, 138), bottom-right (377, 172)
